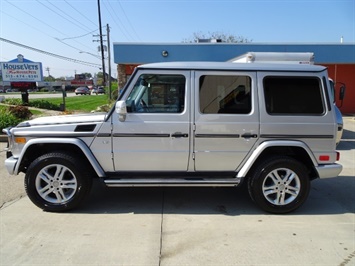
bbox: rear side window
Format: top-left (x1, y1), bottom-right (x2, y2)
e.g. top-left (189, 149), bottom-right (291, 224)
top-left (263, 77), bottom-right (324, 115)
top-left (199, 75), bottom-right (252, 114)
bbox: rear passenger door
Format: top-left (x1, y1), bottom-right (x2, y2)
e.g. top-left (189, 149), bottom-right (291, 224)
top-left (193, 71), bottom-right (259, 171)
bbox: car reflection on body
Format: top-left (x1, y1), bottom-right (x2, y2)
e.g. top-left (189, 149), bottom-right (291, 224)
top-left (75, 87), bottom-right (90, 95)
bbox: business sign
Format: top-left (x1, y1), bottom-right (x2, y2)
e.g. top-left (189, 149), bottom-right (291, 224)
top-left (0, 62), bottom-right (43, 82)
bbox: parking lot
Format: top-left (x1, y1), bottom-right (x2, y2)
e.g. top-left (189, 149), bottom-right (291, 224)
top-left (0, 117), bottom-right (354, 265)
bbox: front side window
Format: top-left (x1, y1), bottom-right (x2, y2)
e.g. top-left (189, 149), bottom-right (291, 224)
top-left (126, 74), bottom-right (185, 113)
top-left (199, 75), bottom-right (252, 114)
top-left (264, 77), bottom-right (324, 115)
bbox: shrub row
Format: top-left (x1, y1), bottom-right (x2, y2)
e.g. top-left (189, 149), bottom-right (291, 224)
top-left (4, 98), bottom-right (60, 110)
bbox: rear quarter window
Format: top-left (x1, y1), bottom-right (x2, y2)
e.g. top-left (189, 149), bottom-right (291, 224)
top-left (263, 76), bottom-right (324, 115)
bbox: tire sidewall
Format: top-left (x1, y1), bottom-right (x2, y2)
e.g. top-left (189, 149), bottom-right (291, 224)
top-left (249, 157), bottom-right (310, 214)
top-left (25, 153), bottom-right (91, 212)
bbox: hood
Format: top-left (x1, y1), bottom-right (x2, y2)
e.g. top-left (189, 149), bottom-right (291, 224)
top-left (18, 112), bottom-right (107, 127)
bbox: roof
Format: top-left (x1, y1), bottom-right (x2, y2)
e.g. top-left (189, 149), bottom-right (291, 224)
top-left (113, 43), bottom-right (355, 64)
top-left (8, 57), bottom-right (34, 63)
top-left (138, 61), bottom-right (327, 72)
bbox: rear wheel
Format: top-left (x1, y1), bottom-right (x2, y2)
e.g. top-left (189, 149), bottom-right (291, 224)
top-left (25, 152), bottom-right (92, 212)
top-left (248, 156), bottom-right (310, 213)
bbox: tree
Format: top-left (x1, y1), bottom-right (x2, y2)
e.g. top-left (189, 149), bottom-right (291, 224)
top-left (96, 72), bottom-right (104, 79)
top-left (44, 76), bottom-right (55, 82)
top-left (183, 31), bottom-right (252, 43)
top-left (83, 72), bottom-right (92, 79)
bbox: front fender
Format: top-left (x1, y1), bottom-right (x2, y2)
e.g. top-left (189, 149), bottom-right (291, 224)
top-left (14, 138), bottom-right (106, 177)
top-left (236, 140), bottom-right (317, 178)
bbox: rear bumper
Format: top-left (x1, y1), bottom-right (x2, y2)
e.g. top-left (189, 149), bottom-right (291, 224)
top-left (315, 163), bottom-right (342, 179)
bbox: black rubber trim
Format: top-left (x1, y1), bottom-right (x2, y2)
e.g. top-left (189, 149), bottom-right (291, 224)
top-left (113, 133), bottom-right (170, 138)
top-left (260, 134), bottom-right (333, 139)
top-left (195, 134), bottom-right (240, 138)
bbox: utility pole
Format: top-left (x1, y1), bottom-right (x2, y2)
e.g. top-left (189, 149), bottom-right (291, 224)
top-left (46, 67), bottom-right (50, 76)
top-left (97, 0), bottom-right (106, 86)
top-left (107, 24), bottom-right (112, 99)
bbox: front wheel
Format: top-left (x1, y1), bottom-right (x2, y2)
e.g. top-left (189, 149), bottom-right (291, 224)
top-left (25, 152), bottom-right (92, 212)
top-left (248, 156), bottom-right (310, 214)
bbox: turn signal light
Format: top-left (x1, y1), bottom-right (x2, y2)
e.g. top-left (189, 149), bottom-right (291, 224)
top-left (14, 137), bottom-right (26, 144)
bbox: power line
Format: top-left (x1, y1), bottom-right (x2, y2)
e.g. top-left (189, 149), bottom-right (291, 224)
top-left (2, 10), bottom-right (99, 57)
top-left (59, 29), bottom-right (100, 41)
top-left (64, 0), bottom-right (98, 28)
top-left (4, 0), bottom-right (97, 54)
top-left (103, 0), bottom-right (135, 41)
top-left (0, 37), bottom-right (101, 68)
top-left (5, 0), bottom-right (67, 38)
top-left (42, 0), bottom-right (94, 33)
top-left (1, 10), bottom-right (54, 40)
top-left (116, 0), bottom-right (142, 41)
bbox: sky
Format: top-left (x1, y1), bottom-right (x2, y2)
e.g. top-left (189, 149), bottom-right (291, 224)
top-left (1, 0), bottom-right (354, 78)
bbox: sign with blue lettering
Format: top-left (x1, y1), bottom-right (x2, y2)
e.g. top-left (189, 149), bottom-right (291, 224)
top-left (0, 62), bottom-right (43, 82)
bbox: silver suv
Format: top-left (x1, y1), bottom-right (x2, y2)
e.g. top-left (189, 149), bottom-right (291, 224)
top-left (3, 62), bottom-right (342, 213)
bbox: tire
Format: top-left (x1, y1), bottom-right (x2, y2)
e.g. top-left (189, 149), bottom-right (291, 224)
top-left (248, 156), bottom-right (310, 214)
top-left (25, 152), bottom-right (92, 212)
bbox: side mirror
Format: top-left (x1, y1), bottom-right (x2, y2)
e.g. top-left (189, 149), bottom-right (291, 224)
top-left (115, 100), bottom-right (127, 122)
top-left (339, 85), bottom-right (345, 101)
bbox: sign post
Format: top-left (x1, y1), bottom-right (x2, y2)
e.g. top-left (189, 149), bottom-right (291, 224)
top-left (60, 84), bottom-right (66, 111)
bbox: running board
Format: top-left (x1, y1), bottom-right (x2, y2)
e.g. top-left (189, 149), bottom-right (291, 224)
top-left (103, 177), bottom-right (242, 187)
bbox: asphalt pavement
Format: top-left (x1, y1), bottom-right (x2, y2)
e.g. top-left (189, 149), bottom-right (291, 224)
top-left (0, 117), bottom-right (354, 265)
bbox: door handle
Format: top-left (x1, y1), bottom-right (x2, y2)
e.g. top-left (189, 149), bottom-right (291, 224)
top-left (241, 133), bottom-right (258, 139)
top-left (171, 132), bottom-right (188, 138)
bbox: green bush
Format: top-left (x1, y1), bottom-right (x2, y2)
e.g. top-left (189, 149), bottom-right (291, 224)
top-left (0, 108), bottom-right (22, 132)
top-left (4, 98), bottom-right (22, 105)
top-left (4, 98), bottom-right (60, 110)
top-left (29, 100), bottom-right (60, 110)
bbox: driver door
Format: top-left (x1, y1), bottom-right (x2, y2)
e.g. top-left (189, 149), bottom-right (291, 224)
top-left (111, 70), bottom-right (191, 172)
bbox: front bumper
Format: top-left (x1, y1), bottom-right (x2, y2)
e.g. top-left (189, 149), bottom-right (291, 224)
top-left (315, 163), bottom-right (343, 179)
top-left (4, 156), bottom-right (18, 175)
